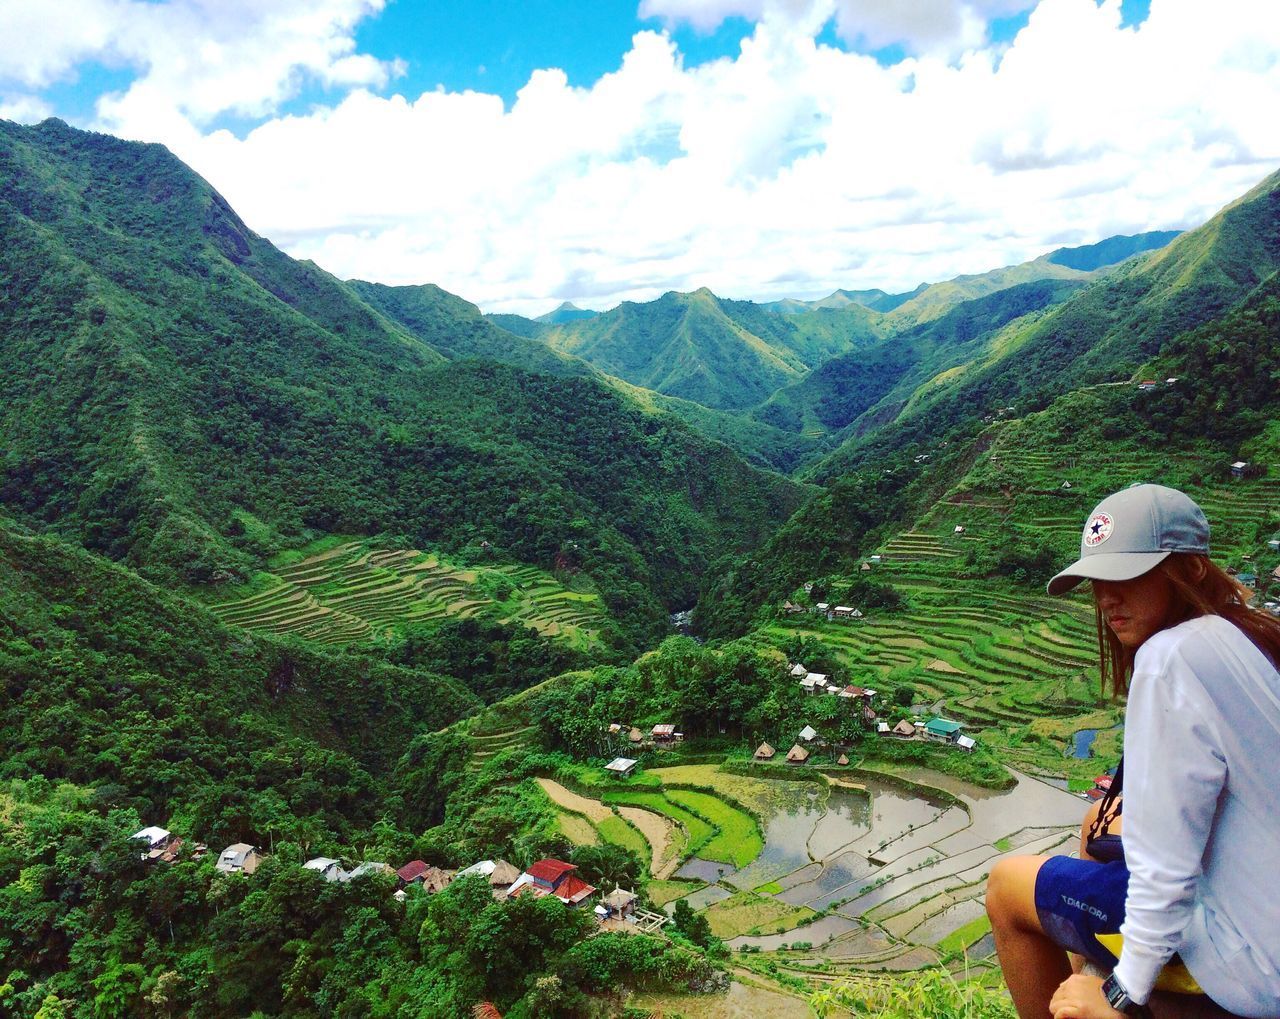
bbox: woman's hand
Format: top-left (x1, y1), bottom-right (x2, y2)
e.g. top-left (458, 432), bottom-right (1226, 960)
top-left (1049, 975), bottom-right (1127, 1019)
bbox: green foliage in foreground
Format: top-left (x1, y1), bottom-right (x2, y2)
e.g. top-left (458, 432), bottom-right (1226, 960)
top-left (812, 966), bottom-right (1016, 1019)
top-left (0, 784), bottom-right (722, 1017)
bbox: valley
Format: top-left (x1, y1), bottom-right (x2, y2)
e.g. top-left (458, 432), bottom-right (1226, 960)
top-left (1, 116), bottom-right (1278, 1018)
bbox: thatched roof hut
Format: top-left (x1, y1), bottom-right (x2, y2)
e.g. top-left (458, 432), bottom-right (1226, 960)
top-left (786, 744), bottom-right (809, 764)
top-left (628, 726), bottom-right (644, 743)
top-left (837, 753), bottom-right (850, 765)
top-left (754, 742), bottom-right (776, 760)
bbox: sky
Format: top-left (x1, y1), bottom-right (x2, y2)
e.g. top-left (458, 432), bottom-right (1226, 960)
top-left (2, 0), bottom-right (1278, 316)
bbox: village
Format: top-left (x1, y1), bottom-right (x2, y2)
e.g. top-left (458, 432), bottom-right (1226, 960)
top-left (128, 825), bottom-right (668, 931)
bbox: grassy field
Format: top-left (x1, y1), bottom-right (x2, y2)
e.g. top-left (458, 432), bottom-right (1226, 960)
top-left (556, 811), bottom-right (599, 846)
top-left (595, 814), bottom-right (651, 864)
top-left (647, 879), bottom-right (705, 906)
top-left (208, 540), bottom-right (607, 649)
top-left (702, 891), bottom-right (817, 939)
top-left (665, 788), bottom-right (764, 868)
top-left (601, 789), bottom-right (717, 856)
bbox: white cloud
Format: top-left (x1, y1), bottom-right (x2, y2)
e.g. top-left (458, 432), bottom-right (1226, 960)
top-left (640, 0), bottom-right (1041, 56)
top-left (0, 93), bottom-right (55, 123)
top-left (7, 0), bottom-right (1280, 316)
top-left (0, 0), bottom-right (399, 131)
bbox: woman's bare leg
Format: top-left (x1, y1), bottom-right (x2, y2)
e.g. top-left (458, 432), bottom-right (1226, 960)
top-left (987, 855), bottom-right (1073, 1018)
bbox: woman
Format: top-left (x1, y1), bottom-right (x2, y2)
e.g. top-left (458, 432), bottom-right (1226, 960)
top-left (986, 484), bottom-right (1280, 1019)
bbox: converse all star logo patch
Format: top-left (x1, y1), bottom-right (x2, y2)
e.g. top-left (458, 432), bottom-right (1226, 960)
top-left (1084, 512), bottom-right (1114, 547)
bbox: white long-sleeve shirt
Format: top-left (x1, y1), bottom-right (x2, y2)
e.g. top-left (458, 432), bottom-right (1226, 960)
top-left (1115, 614), bottom-right (1280, 1017)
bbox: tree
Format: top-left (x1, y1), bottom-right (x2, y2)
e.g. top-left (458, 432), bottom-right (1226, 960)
top-left (670, 899), bottom-right (714, 949)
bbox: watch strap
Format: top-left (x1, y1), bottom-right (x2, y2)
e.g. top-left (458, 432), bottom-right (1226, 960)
top-left (1102, 973), bottom-right (1153, 1018)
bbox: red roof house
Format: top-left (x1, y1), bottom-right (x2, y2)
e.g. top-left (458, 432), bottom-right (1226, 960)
top-left (527, 858), bottom-right (578, 886)
top-left (554, 874), bottom-right (597, 906)
top-left (511, 859), bottom-right (597, 907)
top-left (396, 860), bottom-right (430, 884)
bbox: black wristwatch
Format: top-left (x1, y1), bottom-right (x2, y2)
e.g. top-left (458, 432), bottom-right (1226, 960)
top-left (1102, 973), bottom-right (1153, 1018)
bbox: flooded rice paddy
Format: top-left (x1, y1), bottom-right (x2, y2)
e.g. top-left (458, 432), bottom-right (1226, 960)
top-left (652, 762), bottom-right (1085, 969)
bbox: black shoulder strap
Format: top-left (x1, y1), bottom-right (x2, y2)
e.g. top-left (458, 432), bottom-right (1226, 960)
top-left (1087, 755), bottom-right (1124, 842)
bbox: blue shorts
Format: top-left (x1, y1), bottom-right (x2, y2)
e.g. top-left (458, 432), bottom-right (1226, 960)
top-left (1034, 855), bottom-right (1129, 969)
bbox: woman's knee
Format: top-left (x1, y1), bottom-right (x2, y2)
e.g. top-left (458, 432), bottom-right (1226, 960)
top-left (987, 855), bottom-right (1047, 931)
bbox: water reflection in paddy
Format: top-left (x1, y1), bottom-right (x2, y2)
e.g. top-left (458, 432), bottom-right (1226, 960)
top-left (674, 883), bottom-right (734, 912)
top-left (675, 857), bottom-right (735, 883)
top-left (726, 783), bottom-right (827, 889)
top-left (727, 776), bottom-right (947, 891)
top-left (906, 896), bottom-right (988, 944)
top-left (777, 849), bottom-right (879, 906)
top-left (806, 786), bottom-right (872, 859)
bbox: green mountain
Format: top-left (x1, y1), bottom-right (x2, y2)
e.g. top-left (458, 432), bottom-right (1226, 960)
top-left (751, 277), bottom-right (1083, 439)
top-left (0, 118), bottom-right (804, 643)
top-left (1045, 229), bottom-right (1182, 271)
top-left (810, 168), bottom-right (1280, 479)
top-left (695, 167), bottom-right (1280, 633)
top-left (758, 232), bottom-right (1177, 325)
top-left (344, 279), bottom-right (587, 376)
top-left (533, 287), bottom-right (886, 411)
top-left (761, 285), bottom-right (923, 315)
top-left (883, 230), bottom-right (1181, 328)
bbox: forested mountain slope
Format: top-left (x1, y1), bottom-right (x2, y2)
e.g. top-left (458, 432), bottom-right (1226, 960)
top-left (0, 514), bottom-right (480, 838)
top-left (0, 119), bottom-right (804, 641)
top-left (696, 169), bottom-right (1280, 634)
top-left (813, 167), bottom-right (1280, 482)
top-left (879, 229), bottom-right (1180, 328)
top-left (751, 277), bottom-right (1084, 439)
top-left (533, 287), bottom-right (885, 410)
top-left (344, 278), bottom-right (588, 376)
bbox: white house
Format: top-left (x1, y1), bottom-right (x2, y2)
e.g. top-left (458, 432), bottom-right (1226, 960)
top-left (800, 672), bottom-right (829, 693)
top-left (215, 843), bottom-right (261, 875)
top-left (303, 857), bottom-right (345, 882)
top-left (131, 826), bottom-right (171, 849)
top-left (798, 725), bottom-right (818, 742)
top-left (604, 757), bottom-right (638, 777)
top-left (131, 826), bottom-right (172, 861)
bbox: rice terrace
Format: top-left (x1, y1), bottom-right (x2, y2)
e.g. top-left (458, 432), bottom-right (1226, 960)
top-left (441, 442), bottom-right (1280, 1012)
top-left (210, 538), bottom-right (607, 649)
top-left (4, 13), bottom-right (1280, 1014)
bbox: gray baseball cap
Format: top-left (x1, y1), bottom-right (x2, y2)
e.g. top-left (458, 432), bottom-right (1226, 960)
top-left (1046, 484), bottom-right (1210, 595)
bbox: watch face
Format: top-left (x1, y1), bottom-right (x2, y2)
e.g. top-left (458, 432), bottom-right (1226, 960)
top-left (1102, 974), bottom-right (1131, 1011)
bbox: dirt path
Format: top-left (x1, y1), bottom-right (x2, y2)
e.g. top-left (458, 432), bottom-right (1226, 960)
top-left (534, 778), bottom-right (612, 823)
top-left (617, 805), bottom-right (680, 879)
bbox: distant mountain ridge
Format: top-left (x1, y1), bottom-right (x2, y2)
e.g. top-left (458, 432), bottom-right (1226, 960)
top-left (756, 231), bottom-right (1179, 324)
top-left (538, 300), bottom-right (599, 324)
top-left (529, 286), bottom-right (886, 411)
top-left (809, 170), bottom-right (1279, 482)
top-left (1045, 230), bottom-right (1182, 271)
top-left (481, 230), bottom-right (1179, 432)
top-left (762, 286), bottom-right (924, 315)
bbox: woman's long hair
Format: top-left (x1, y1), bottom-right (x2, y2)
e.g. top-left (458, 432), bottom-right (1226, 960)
top-left (1097, 553), bottom-right (1280, 695)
